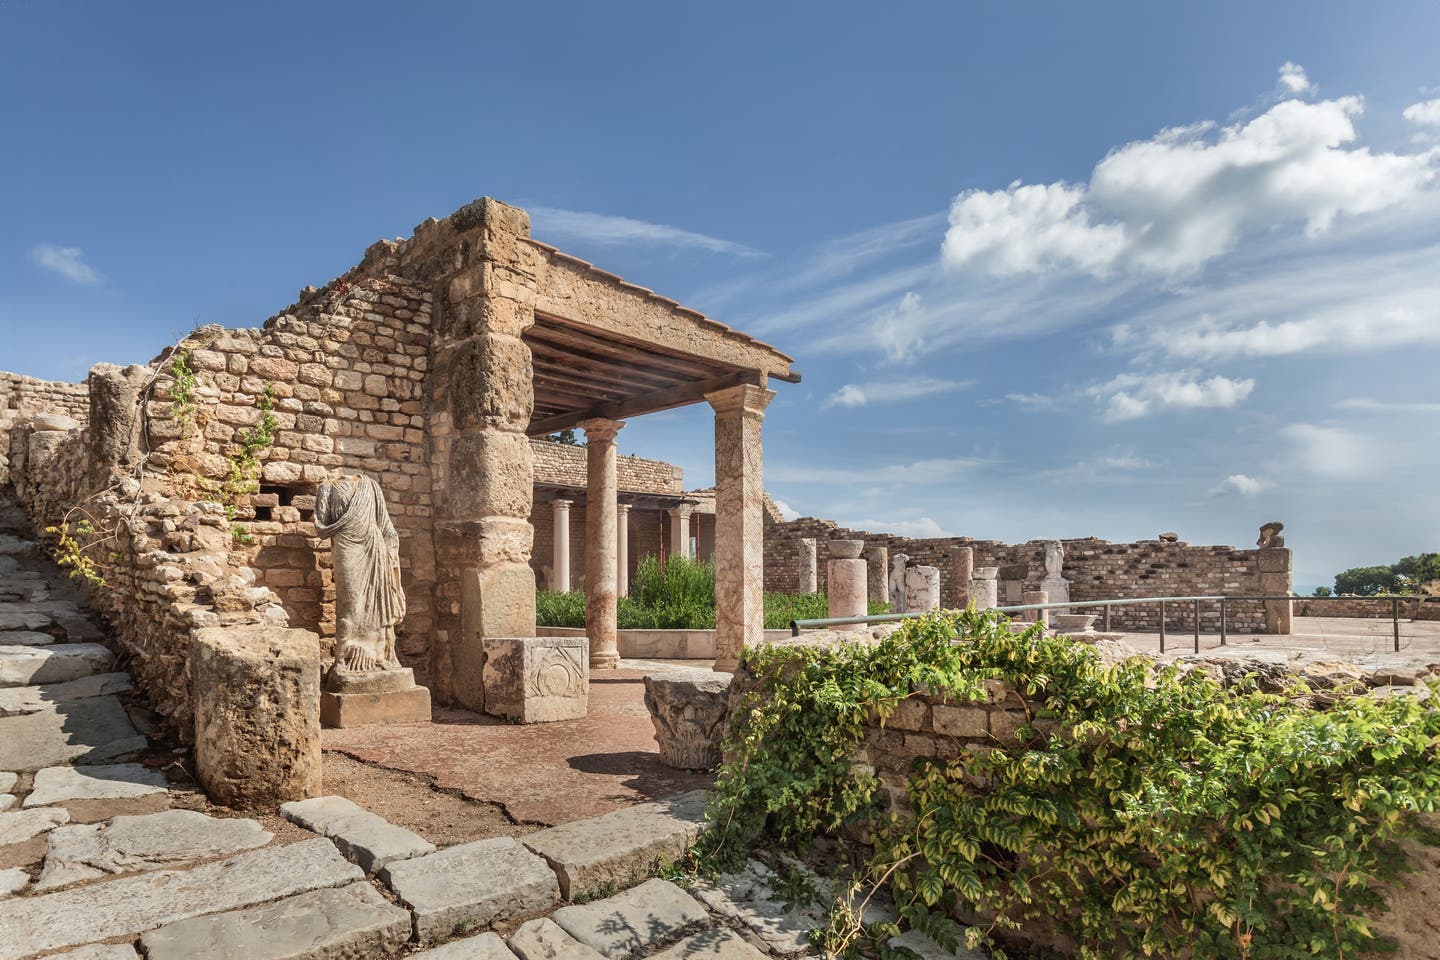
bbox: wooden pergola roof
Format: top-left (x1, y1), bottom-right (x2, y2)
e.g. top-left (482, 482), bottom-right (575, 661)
top-left (523, 241), bottom-right (801, 437)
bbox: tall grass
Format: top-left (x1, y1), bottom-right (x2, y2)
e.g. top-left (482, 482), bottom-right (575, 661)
top-left (534, 554), bottom-right (889, 631)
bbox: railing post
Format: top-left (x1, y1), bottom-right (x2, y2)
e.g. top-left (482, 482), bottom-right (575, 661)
top-left (1394, 597), bottom-right (1401, 653)
top-left (1159, 600), bottom-right (1166, 653)
top-left (1220, 598), bottom-right (1227, 646)
top-left (1193, 598), bottom-right (1200, 654)
top-left (1104, 605), bottom-right (1111, 633)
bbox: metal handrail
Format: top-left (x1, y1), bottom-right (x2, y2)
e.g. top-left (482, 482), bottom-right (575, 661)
top-left (789, 592), bottom-right (1410, 653)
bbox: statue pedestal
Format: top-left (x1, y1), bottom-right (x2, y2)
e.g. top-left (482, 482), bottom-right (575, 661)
top-left (1040, 577), bottom-right (1070, 610)
top-left (320, 667), bottom-right (432, 728)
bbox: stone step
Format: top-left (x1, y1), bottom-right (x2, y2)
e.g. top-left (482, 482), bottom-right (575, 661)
top-left (0, 673), bottom-right (133, 717)
top-left (521, 790), bottom-right (707, 900)
top-left (36, 809), bottom-right (273, 891)
top-left (0, 643), bottom-right (114, 688)
top-left (0, 696), bottom-right (145, 772)
top-left (280, 794), bottom-right (435, 873)
top-left (24, 763), bottom-right (168, 807)
top-left (0, 836), bottom-right (362, 960)
top-left (1, 631), bottom-right (58, 647)
top-left (550, 879), bottom-right (710, 960)
top-left (413, 931), bottom-right (521, 960)
top-left (649, 928), bottom-right (771, 960)
top-left (509, 917), bottom-right (605, 960)
top-left (0, 806), bottom-right (70, 845)
top-left (381, 836), bottom-right (560, 944)
top-left (139, 880), bottom-right (412, 960)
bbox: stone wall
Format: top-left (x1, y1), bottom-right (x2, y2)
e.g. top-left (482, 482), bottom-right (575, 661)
top-left (531, 439), bottom-right (683, 494)
top-left (1295, 595), bottom-right (1440, 620)
top-left (0, 371), bottom-right (90, 483)
top-left (764, 509), bottom-right (1272, 632)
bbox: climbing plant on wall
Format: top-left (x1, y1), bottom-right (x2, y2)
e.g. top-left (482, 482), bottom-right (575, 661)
top-left (696, 611), bottom-right (1440, 960)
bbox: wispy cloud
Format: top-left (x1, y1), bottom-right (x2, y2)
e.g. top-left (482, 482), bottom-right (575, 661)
top-left (840, 516), bottom-right (952, 538)
top-left (1216, 473), bottom-right (1271, 496)
top-left (1282, 423), bottom-right (1381, 480)
top-left (771, 498), bottom-right (801, 521)
top-left (1039, 454), bottom-right (1160, 483)
top-left (1337, 397), bottom-right (1440, 415)
top-left (527, 207), bottom-right (766, 258)
top-left (822, 375), bottom-right (972, 409)
top-left (29, 244), bottom-right (102, 284)
top-left (769, 457), bottom-right (982, 486)
top-left (1087, 370), bottom-right (1254, 422)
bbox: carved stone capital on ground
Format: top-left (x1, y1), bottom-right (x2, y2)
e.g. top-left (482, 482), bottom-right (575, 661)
top-left (643, 671), bottom-right (733, 771)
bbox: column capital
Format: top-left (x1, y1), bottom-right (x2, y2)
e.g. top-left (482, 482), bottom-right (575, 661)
top-left (552, 498), bottom-right (573, 510)
top-left (668, 504), bottom-right (695, 519)
top-left (578, 417), bottom-right (626, 442)
top-left (705, 384), bottom-right (775, 418)
top-left (617, 502), bottom-right (632, 516)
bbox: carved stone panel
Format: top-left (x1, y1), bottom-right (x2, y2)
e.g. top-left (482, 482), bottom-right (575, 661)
top-left (481, 636), bottom-right (588, 723)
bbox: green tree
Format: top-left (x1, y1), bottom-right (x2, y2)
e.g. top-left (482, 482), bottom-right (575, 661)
top-left (1394, 553), bottom-right (1440, 591)
top-left (543, 428), bottom-right (584, 446)
top-left (1311, 585), bottom-right (1332, 597)
top-left (1334, 565), bottom-right (1401, 596)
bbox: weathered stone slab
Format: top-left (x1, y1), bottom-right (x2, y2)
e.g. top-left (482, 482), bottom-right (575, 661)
top-left (25, 763), bottom-right (168, 807)
top-left (0, 866), bottom-right (28, 897)
top-left (0, 672), bottom-right (133, 716)
top-left (690, 859), bottom-right (830, 955)
top-left (648, 928), bottom-right (770, 960)
top-left (509, 917), bottom-right (605, 960)
top-left (45, 947), bottom-right (140, 960)
top-left (381, 836), bottom-right (559, 943)
top-left (522, 790), bottom-right (706, 900)
top-left (36, 809), bottom-right (273, 890)
top-left (0, 696), bottom-right (145, 772)
top-left (0, 609), bottom-right (52, 632)
top-left (1, 630), bottom-right (57, 646)
top-left (140, 880), bottom-right (411, 960)
top-left (280, 794), bottom-right (434, 872)
top-left (415, 931), bottom-right (522, 960)
top-left (0, 806), bottom-right (69, 844)
top-left (551, 879), bottom-right (709, 960)
top-left (0, 794), bottom-right (14, 811)
top-left (888, 930), bottom-right (987, 960)
top-left (482, 636), bottom-right (588, 723)
top-left (0, 837), bottom-right (362, 960)
top-left (0, 643), bottom-right (113, 687)
top-left (0, 772), bottom-right (15, 792)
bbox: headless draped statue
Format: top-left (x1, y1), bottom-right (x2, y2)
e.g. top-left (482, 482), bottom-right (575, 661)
top-left (314, 473), bottom-right (406, 673)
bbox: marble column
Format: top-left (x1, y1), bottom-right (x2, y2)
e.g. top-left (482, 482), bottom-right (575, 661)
top-left (552, 500), bottom-right (573, 593)
top-left (798, 538), bottom-right (818, 593)
top-left (668, 505), bottom-right (694, 562)
top-left (865, 544), bottom-right (888, 608)
top-left (971, 567), bottom-right (999, 611)
top-left (581, 419), bottom-right (624, 670)
top-left (616, 502), bottom-right (631, 599)
top-left (951, 547), bottom-right (973, 609)
top-left (828, 539), bottom-right (868, 628)
top-left (707, 384), bottom-right (774, 673)
top-left (905, 565), bottom-right (941, 613)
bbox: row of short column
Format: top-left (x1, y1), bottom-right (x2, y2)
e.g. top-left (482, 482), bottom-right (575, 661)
top-left (552, 500), bottom-right (693, 597)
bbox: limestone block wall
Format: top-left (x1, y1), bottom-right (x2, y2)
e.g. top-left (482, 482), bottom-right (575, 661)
top-left (0, 371), bottom-right (90, 483)
top-left (531, 439), bottom-right (684, 494)
top-left (1295, 596), bottom-right (1440, 620)
top-left (763, 509), bottom-right (1269, 632)
top-left (142, 272), bottom-right (437, 666)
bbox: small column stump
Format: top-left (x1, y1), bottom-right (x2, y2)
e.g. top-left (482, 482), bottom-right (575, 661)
top-left (643, 672), bottom-right (732, 770)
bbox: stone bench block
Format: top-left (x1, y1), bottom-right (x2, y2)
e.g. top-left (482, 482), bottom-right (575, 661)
top-left (482, 636), bottom-right (587, 723)
top-left (281, 794), bottom-right (435, 873)
top-left (550, 879), bottom-right (709, 960)
top-left (140, 880), bottom-right (412, 960)
top-left (0, 837), bottom-right (362, 960)
top-left (192, 625), bottom-right (322, 807)
top-left (414, 931), bottom-right (521, 960)
top-left (642, 672), bottom-right (731, 770)
top-left (521, 790), bottom-right (707, 900)
top-left (381, 836), bottom-right (560, 943)
top-left (509, 918), bottom-right (605, 960)
top-left (0, 643), bottom-right (113, 687)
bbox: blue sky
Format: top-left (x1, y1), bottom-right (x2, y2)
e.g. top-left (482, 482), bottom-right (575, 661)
top-left (3, 2), bottom-right (1439, 590)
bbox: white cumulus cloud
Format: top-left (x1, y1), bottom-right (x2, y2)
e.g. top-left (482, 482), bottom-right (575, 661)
top-left (822, 376), bottom-right (972, 409)
top-left (1404, 98), bottom-right (1440, 128)
top-left (1087, 370), bottom-right (1255, 422)
top-left (29, 244), bottom-right (102, 284)
top-left (941, 69), bottom-right (1439, 280)
top-left (1277, 62), bottom-right (1316, 96)
top-left (771, 498), bottom-right (801, 521)
top-left (1218, 473), bottom-right (1270, 495)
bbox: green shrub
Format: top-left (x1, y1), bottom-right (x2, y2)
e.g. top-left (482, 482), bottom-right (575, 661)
top-left (697, 609), bottom-right (1440, 960)
top-left (535, 590), bottom-right (586, 628)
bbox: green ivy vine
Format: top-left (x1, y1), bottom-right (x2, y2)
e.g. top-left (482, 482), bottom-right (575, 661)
top-left (694, 610), bottom-right (1440, 960)
top-left (221, 384), bottom-right (278, 543)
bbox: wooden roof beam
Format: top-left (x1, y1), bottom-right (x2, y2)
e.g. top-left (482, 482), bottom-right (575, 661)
top-left (527, 370), bottom-right (764, 437)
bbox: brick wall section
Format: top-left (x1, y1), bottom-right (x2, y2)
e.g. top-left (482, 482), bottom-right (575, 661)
top-left (530, 502), bottom-right (671, 591)
top-left (531, 439), bottom-right (683, 494)
top-left (764, 506), bottom-right (1269, 632)
top-left (144, 271), bottom-right (437, 667)
top-left (0, 371), bottom-right (90, 483)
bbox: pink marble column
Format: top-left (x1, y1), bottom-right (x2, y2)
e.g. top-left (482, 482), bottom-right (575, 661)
top-left (581, 418), bottom-right (624, 669)
top-left (706, 384), bottom-right (774, 673)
